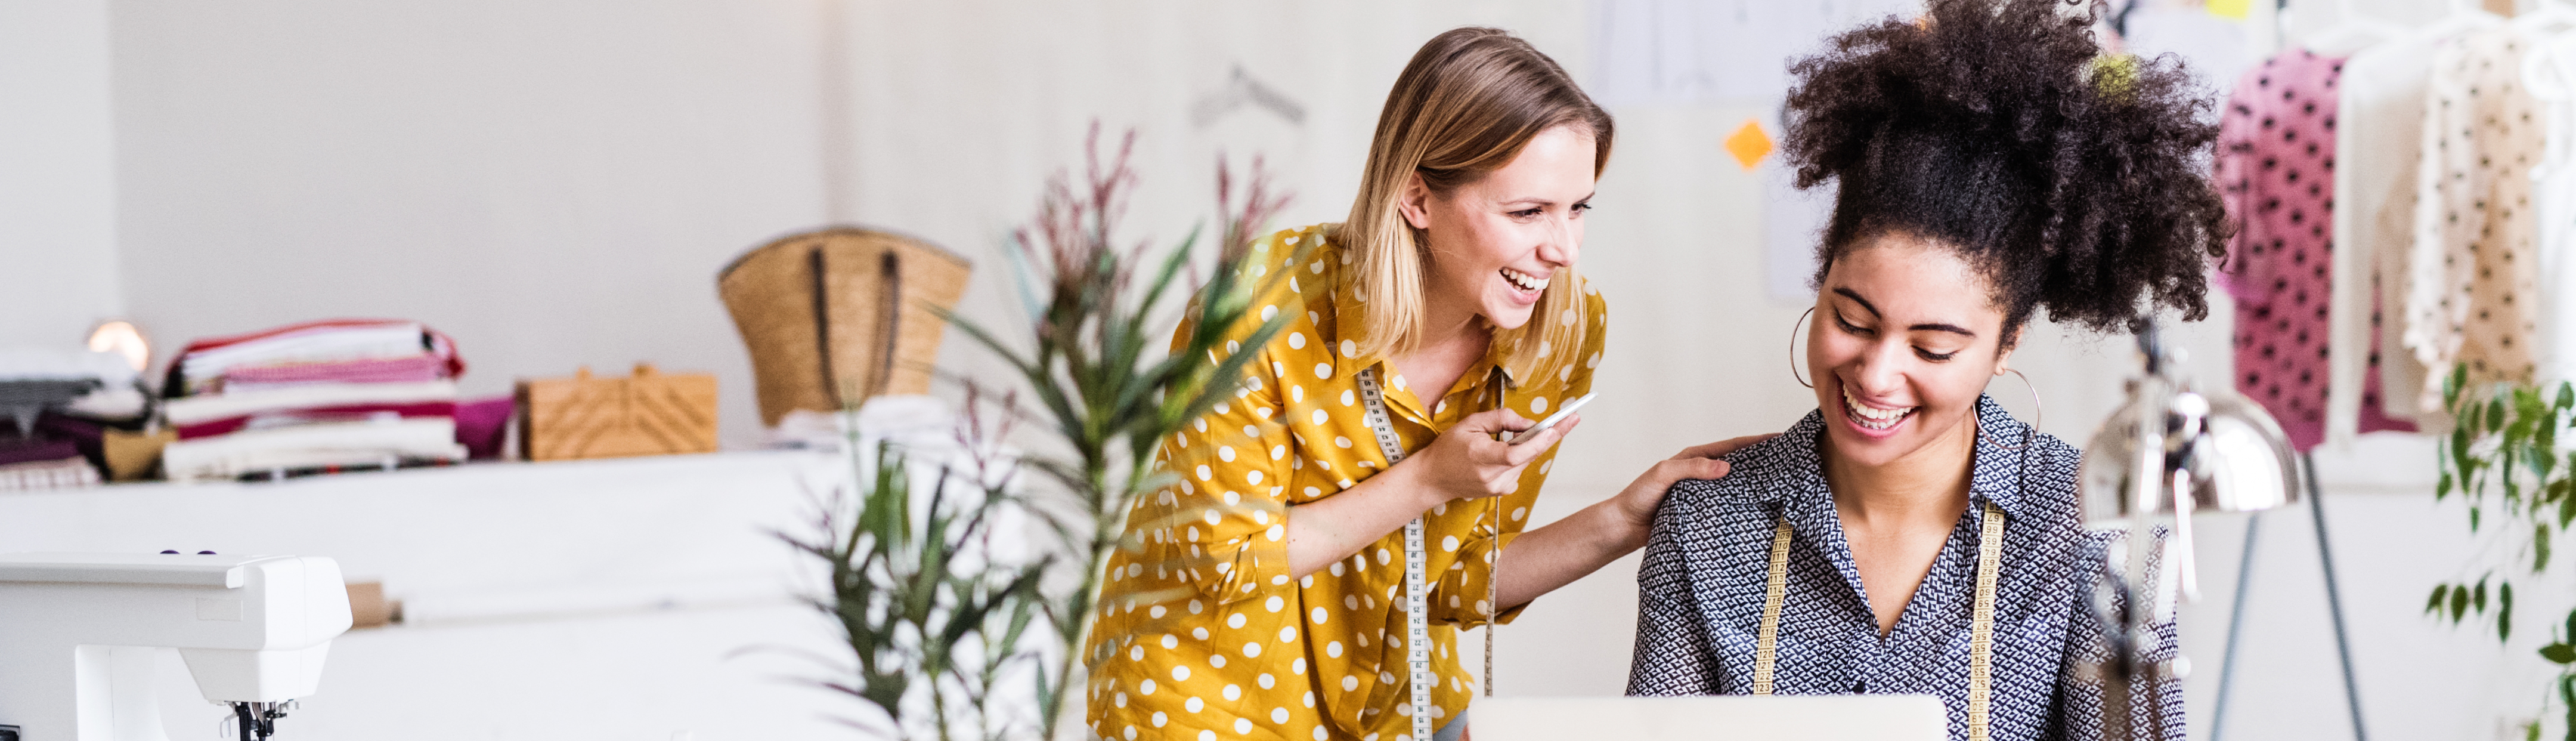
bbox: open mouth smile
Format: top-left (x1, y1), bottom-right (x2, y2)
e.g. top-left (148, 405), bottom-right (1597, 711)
top-left (1840, 385), bottom-right (1917, 432)
top-left (1500, 267), bottom-right (1549, 294)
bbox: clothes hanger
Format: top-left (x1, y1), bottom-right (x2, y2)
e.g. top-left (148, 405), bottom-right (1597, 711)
top-left (2419, 0), bottom-right (2509, 38)
top-left (2299, 0), bottom-right (2407, 55)
top-left (2525, 13), bottom-right (2576, 178)
top-left (2514, 0), bottom-right (2576, 36)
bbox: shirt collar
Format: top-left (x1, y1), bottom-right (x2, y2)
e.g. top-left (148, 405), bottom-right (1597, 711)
top-left (1964, 394), bottom-right (2039, 523)
top-left (1758, 394), bottom-right (2035, 524)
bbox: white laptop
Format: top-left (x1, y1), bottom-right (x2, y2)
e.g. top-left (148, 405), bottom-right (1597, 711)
top-left (1470, 695), bottom-right (1948, 741)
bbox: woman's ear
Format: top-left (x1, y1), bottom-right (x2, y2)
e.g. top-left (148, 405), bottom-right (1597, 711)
top-left (1397, 172), bottom-right (1435, 230)
top-left (1994, 326), bottom-right (2024, 374)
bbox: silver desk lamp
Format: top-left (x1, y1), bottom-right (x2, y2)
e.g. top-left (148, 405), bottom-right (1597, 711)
top-left (2077, 320), bottom-right (2301, 740)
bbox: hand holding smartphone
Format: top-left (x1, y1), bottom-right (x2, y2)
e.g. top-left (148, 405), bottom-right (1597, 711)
top-left (1507, 393), bottom-right (1597, 445)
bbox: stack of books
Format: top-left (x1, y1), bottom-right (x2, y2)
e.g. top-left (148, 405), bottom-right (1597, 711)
top-left (160, 320), bottom-right (470, 481)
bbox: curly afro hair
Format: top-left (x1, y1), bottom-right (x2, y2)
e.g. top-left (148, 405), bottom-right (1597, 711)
top-left (1784, 0), bottom-right (2230, 342)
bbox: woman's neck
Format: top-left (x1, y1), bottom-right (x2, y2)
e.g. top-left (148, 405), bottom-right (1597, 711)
top-left (1822, 415), bottom-right (1979, 529)
top-left (1388, 292), bottom-right (1489, 402)
top-left (1417, 291), bottom-right (1482, 351)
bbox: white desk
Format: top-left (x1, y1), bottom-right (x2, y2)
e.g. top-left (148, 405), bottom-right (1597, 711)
top-left (0, 451), bottom-right (874, 740)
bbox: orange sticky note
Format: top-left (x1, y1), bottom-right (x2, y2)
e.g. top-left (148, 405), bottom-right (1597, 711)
top-left (1724, 119), bottom-right (1774, 171)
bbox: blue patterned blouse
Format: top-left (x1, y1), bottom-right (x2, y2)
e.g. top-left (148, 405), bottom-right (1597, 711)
top-left (1626, 396), bottom-right (2184, 741)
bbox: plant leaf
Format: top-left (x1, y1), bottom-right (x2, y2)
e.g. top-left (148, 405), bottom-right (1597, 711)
top-left (2429, 583), bottom-right (2451, 616)
top-left (2544, 643), bottom-right (2576, 665)
top-left (2503, 581), bottom-right (2516, 640)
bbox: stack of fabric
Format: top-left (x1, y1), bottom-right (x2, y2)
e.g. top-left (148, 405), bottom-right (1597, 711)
top-left (160, 320), bottom-right (470, 482)
top-left (0, 348), bottom-right (143, 492)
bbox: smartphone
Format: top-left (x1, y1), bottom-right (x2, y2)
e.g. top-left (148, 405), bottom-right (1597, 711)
top-left (1507, 393), bottom-right (1597, 444)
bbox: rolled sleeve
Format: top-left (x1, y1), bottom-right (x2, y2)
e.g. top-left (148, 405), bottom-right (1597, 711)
top-left (1148, 348), bottom-right (1298, 609)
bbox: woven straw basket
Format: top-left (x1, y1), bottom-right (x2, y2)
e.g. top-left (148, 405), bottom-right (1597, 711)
top-left (719, 227), bottom-right (972, 427)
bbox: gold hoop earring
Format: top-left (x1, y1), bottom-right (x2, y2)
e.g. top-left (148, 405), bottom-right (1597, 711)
top-left (1979, 368), bottom-right (2042, 451)
top-left (1789, 307), bottom-right (1815, 389)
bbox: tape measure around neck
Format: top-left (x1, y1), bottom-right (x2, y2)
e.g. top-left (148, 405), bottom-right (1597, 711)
top-left (1353, 368), bottom-right (1436, 741)
top-left (1753, 501), bottom-right (2007, 741)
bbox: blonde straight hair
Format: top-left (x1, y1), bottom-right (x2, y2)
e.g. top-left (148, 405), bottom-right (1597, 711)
top-left (1336, 27), bottom-right (1613, 383)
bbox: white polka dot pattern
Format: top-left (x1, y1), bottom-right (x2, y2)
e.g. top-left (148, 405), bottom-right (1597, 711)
top-left (1085, 224), bottom-right (1607, 741)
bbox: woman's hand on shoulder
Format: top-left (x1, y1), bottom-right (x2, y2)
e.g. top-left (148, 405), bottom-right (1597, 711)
top-left (1402, 408), bottom-right (1575, 505)
top-left (1610, 434), bottom-right (1779, 532)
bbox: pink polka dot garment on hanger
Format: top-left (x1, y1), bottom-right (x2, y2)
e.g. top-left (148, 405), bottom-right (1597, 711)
top-left (2215, 50), bottom-right (2416, 453)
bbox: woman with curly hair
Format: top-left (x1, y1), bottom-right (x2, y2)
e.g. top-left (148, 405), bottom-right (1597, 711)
top-left (1624, 1), bottom-right (2224, 739)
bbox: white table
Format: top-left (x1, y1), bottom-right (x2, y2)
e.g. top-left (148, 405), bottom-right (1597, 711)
top-left (0, 451), bottom-right (877, 740)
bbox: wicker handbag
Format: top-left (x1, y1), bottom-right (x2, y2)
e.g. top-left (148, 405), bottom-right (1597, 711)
top-left (718, 227), bottom-right (973, 427)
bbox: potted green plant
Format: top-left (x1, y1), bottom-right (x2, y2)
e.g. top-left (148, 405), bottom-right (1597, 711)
top-left (2428, 365), bottom-right (2576, 740)
top-left (786, 126), bottom-right (1295, 740)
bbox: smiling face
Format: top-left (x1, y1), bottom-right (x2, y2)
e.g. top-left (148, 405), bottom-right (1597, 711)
top-left (1810, 234), bottom-right (2017, 468)
top-left (1400, 125), bottom-right (1597, 332)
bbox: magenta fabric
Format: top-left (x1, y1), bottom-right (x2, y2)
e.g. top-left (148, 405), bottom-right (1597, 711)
top-left (453, 396), bottom-right (513, 460)
top-left (2215, 50), bottom-right (2415, 452)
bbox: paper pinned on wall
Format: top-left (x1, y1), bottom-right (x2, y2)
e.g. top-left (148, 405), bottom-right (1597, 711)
top-left (1763, 156), bottom-right (1832, 302)
top-left (1587, 0), bottom-right (1924, 107)
top-left (1588, 0), bottom-right (1915, 303)
top-left (1723, 119), bottom-right (1773, 171)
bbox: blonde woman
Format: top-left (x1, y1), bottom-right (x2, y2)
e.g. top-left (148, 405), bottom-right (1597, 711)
top-left (1083, 27), bottom-right (1763, 741)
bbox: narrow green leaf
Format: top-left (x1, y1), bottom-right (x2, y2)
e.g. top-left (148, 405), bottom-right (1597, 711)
top-left (2503, 581), bottom-right (2517, 640)
top-left (2429, 583), bottom-right (2451, 615)
top-left (2541, 524), bottom-right (2556, 572)
top-left (2455, 583), bottom-right (2472, 620)
top-left (2543, 643), bottom-right (2576, 664)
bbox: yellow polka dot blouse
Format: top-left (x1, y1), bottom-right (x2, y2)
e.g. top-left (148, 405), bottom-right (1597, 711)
top-left (1082, 224), bottom-right (1608, 741)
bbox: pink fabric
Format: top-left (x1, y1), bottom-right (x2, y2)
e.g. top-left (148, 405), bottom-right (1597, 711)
top-left (221, 354), bottom-right (447, 388)
top-left (173, 319), bottom-right (465, 380)
top-left (2215, 50), bottom-right (2415, 452)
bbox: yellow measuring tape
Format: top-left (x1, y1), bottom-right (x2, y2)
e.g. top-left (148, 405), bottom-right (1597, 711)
top-left (1753, 502), bottom-right (2006, 741)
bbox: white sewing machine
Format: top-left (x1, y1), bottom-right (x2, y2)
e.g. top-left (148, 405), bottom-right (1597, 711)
top-left (0, 552), bottom-right (353, 741)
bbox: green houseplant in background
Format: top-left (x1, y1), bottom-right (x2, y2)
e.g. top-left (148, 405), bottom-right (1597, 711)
top-left (788, 126), bottom-right (1295, 741)
top-left (2427, 365), bottom-right (2576, 740)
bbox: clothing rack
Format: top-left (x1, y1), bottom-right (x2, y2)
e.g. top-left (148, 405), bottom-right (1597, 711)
top-left (2204, 2), bottom-right (2576, 737)
top-left (2209, 454), bottom-right (2368, 741)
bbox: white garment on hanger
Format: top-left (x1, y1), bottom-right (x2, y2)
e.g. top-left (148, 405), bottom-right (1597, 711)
top-left (2326, 33), bottom-right (2445, 445)
top-left (2532, 32), bottom-right (2576, 388)
top-left (2405, 26), bottom-right (2548, 413)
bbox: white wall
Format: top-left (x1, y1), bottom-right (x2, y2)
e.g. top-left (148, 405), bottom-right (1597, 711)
top-left (109, 0), bottom-right (834, 443)
top-left (0, 0), bottom-right (123, 347)
top-left (0, 0), bottom-right (2541, 739)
